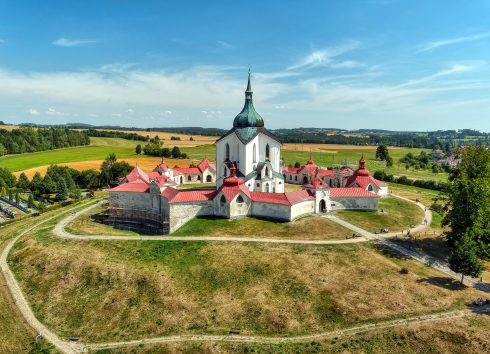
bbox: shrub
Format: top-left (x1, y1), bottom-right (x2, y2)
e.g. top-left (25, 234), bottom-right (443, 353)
top-left (400, 267), bottom-right (409, 274)
top-left (430, 202), bottom-right (444, 214)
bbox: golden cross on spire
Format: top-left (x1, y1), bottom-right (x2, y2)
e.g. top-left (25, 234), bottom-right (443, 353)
top-left (248, 63), bottom-right (251, 74)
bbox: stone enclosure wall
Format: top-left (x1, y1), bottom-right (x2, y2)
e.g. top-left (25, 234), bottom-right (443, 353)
top-left (330, 196), bottom-right (378, 211)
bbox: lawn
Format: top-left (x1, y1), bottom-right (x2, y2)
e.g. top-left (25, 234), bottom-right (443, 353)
top-left (336, 197), bottom-right (424, 233)
top-left (389, 182), bottom-right (442, 207)
top-left (65, 211), bottom-right (355, 240)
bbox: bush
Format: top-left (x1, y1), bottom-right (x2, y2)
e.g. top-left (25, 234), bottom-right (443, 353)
top-left (400, 267), bottom-right (409, 274)
top-left (430, 202), bottom-right (444, 214)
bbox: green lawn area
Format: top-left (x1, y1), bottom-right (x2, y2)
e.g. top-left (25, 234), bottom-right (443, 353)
top-left (383, 163), bottom-right (448, 181)
top-left (389, 182), bottom-right (441, 207)
top-left (336, 197), bottom-right (424, 233)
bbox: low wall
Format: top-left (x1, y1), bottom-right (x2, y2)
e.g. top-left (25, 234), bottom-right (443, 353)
top-left (251, 202), bottom-right (291, 221)
top-left (290, 200), bottom-right (315, 219)
top-left (169, 201), bottom-right (214, 233)
top-left (330, 196), bottom-right (378, 211)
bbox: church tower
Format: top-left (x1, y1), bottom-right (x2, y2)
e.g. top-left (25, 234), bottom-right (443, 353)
top-left (215, 67), bottom-right (284, 193)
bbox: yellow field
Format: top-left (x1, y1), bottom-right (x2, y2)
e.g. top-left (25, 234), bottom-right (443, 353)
top-left (12, 157), bottom-right (200, 179)
top-left (0, 125), bottom-right (19, 131)
top-left (81, 129), bottom-right (219, 147)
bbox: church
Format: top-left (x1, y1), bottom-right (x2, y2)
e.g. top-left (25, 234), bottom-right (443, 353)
top-left (107, 69), bottom-right (388, 234)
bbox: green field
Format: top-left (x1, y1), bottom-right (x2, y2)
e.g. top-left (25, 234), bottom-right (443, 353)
top-left (1, 136), bottom-right (447, 184)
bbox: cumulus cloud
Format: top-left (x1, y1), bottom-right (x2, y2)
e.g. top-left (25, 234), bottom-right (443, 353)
top-left (26, 109), bottom-right (40, 115)
top-left (52, 38), bottom-right (95, 47)
top-left (126, 109), bottom-right (134, 113)
top-left (88, 113), bottom-right (97, 117)
top-left (111, 113), bottom-right (121, 117)
top-left (46, 108), bottom-right (65, 116)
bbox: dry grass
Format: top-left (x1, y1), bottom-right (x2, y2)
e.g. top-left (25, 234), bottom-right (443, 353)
top-left (82, 129), bottom-right (218, 147)
top-left (13, 157), bottom-right (200, 179)
top-left (284, 183), bottom-right (303, 193)
top-left (8, 217), bottom-right (488, 343)
top-left (0, 125), bottom-right (19, 131)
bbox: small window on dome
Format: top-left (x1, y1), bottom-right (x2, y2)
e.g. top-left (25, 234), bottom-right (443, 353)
top-left (368, 184), bottom-right (374, 191)
top-left (237, 195), bottom-right (244, 203)
top-left (256, 183), bottom-right (260, 187)
top-left (220, 195), bottom-right (226, 203)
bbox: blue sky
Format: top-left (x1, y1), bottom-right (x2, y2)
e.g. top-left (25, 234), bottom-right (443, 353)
top-left (1, 0), bottom-right (490, 131)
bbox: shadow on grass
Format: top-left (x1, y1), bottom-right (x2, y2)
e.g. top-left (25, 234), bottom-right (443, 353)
top-left (370, 242), bottom-right (412, 261)
top-left (416, 277), bottom-right (467, 291)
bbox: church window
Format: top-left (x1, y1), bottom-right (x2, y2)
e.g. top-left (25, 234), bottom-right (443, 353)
top-left (295, 176), bottom-right (297, 181)
top-left (197, 175), bottom-right (201, 181)
top-left (368, 184), bottom-right (374, 191)
top-left (289, 175), bottom-right (292, 180)
top-left (220, 195), bottom-right (226, 203)
top-left (265, 183), bottom-right (269, 192)
top-left (253, 143), bottom-right (256, 161)
top-left (266, 144), bottom-right (270, 159)
top-left (265, 167), bottom-right (269, 177)
top-left (256, 183), bottom-right (260, 187)
top-left (226, 143), bottom-right (230, 160)
top-left (237, 195), bottom-right (244, 203)
top-left (206, 175), bottom-right (212, 182)
top-left (187, 175), bottom-right (192, 181)
top-left (223, 167), bottom-right (227, 177)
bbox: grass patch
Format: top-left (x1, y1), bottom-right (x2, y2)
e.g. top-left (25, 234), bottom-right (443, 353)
top-left (336, 197), bottom-right (424, 233)
top-left (8, 217), bottom-right (487, 343)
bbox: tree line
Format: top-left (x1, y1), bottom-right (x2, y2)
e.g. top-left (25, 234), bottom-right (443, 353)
top-left (0, 127), bottom-right (90, 156)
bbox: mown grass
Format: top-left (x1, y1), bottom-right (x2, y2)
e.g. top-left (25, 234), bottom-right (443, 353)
top-left (8, 214), bottom-right (487, 344)
top-left (336, 197), bottom-right (424, 233)
top-left (389, 182), bottom-right (442, 207)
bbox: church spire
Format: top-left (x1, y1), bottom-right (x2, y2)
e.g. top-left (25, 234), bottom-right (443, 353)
top-left (246, 64), bottom-right (252, 94)
top-left (232, 65), bottom-right (264, 128)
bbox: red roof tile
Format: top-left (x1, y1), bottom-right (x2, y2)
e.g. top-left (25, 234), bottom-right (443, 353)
top-left (197, 158), bottom-right (216, 173)
top-left (282, 166), bottom-right (300, 173)
top-left (318, 169), bottom-right (336, 177)
top-left (174, 167), bottom-right (201, 174)
top-left (167, 190), bottom-right (218, 203)
top-left (330, 188), bottom-right (379, 198)
top-left (218, 184), bottom-right (251, 202)
top-left (250, 192), bottom-right (291, 205)
top-left (160, 187), bottom-right (180, 201)
top-left (109, 180), bottom-right (149, 193)
top-left (285, 190), bottom-right (315, 205)
top-left (125, 166), bottom-right (150, 184)
top-left (148, 171), bottom-right (161, 179)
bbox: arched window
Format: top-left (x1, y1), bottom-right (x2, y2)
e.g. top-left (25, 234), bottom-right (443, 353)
top-left (223, 167), bottom-right (227, 177)
top-left (265, 167), bottom-right (269, 177)
top-left (237, 195), bottom-right (244, 203)
top-left (225, 143), bottom-right (230, 160)
top-left (266, 144), bottom-right (270, 159)
top-left (279, 182), bottom-right (282, 184)
top-left (265, 183), bottom-right (269, 193)
top-left (197, 175), bottom-right (201, 181)
top-left (256, 183), bottom-right (260, 187)
top-left (187, 175), bottom-right (192, 181)
top-left (220, 195), bottom-right (226, 203)
top-left (295, 176), bottom-right (298, 181)
top-left (206, 175), bottom-right (212, 182)
top-left (289, 175), bottom-right (292, 180)
top-left (368, 184), bottom-right (374, 191)
top-left (253, 143), bottom-right (256, 161)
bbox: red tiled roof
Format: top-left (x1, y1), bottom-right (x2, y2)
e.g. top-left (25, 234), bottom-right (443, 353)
top-left (298, 159), bottom-right (318, 175)
top-left (125, 166), bottom-right (150, 184)
top-left (310, 176), bottom-right (329, 189)
top-left (197, 158), bottom-right (216, 173)
top-left (250, 192), bottom-right (291, 205)
top-left (148, 171), bottom-right (161, 179)
top-left (330, 187), bottom-right (379, 198)
top-left (218, 184), bottom-right (251, 202)
top-left (345, 175), bottom-right (387, 189)
top-left (160, 187), bottom-right (180, 201)
top-left (285, 190), bottom-right (315, 205)
top-left (153, 175), bottom-right (175, 185)
top-left (173, 170), bottom-right (183, 176)
top-left (109, 180), bottom-right (149, 193)
top-left (318, 169), bottom-right (335, 177)
top-left (282, 166), bottom-right (300, 173)
top-left (167, 190), bottom-right (218, 203)
top-left (174, 167), bottom-right (201, 175)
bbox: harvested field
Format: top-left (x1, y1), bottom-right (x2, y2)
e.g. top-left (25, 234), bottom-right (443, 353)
top-left (13, 157), bottom-right (202, 179)
top-left (281, 143), bottom-right (407, 153)
top-left (0, 125), bottom-right (19, 131)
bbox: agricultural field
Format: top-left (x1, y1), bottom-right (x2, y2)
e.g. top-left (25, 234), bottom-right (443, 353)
top-left (7, 210), bottom-right (487, 345)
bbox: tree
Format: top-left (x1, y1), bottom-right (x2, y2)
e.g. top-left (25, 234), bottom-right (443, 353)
top-left (69, 186), bottom-right (82, 202)
top-left (15, 193), bottom-right (19, 205)
top-left (135, 144), bottom-right (142, 155)
top-left (0, 177), bottom-right (6, 191)
top-left (56, 178), bottom-right (68, 201)
top-left (181, 153), bottom-right (187, 159)
top-left (41, 174), bottom-right (56, 195)
top-left (386, 156), bottom-right (394, 167)
top-left (162, 148), bottom-right (171, 158)
top-left (37, 202), bottom-right (47, 213)
top-left (189, 163), bottom-right (196, 168)
top-left (1, 186), bottom-right (6, 197)
top-left (373, 171), bottom-right (386, 181)
top-left (294, 162), bottom-right (301, 168)
top-left (441, 144), bottom-right (490, 258)
top-left (31, 172), bottom-right (43, 193)
top-left (17, 172), bottom-right (31, 191)
top-left (448, 232), bottom-right (484, 283)
top-left (0, 167), bottom-right (17, 187)
top-left (171, 146), bottom-right (181, 158)
top-left (190, 137), bottom-right (194, 141)
top-left (8, 189), bottom-right (13, 201)
top-left (376, 144), bottom-right (390, 161)
top-left (27, 193), bottom-right (35, 208)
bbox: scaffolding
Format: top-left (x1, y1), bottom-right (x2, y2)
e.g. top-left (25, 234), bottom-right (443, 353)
top-left (91, 203), bottom-right (169, 235)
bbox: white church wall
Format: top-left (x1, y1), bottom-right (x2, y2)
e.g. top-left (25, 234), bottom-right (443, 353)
top-left (330, 197), bottom-right (378, 211)
top-left (290, 200), bottom-right (315, 219)
top-left (258, 134), bottom-right (281, 173)
top-left (109, 191), bottom-right (151, 210)
top-left (229, 192), bottom-right (253, 219)
top-left (379, 185), bottom-right (389, 196)
top-left (244, 135), bottom-right (260, 176)
top-left (202, 168), bottom-right (216, 183)
top-left (251, 202), bottom-right (291, 221)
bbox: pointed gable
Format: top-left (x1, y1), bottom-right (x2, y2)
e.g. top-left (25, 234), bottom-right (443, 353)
top-left (125, 165), bottom-right (150, 184)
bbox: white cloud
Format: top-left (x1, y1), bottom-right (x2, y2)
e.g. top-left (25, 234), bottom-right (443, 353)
top-left (0, 39), bottom-right (5, 43)
top-left (111, 113), bottom-right (121, 117)
top-left (218, 41), bottom-right (232, 48)
top-left (52, 38), bottom-right (95, 47)
top-left (26, 109), bottom-right (40, 115)
top-left (88, 113), bottom-right (97, 117)
top-left (420, 33), bottom-right (490, 52)
top-left (201, 111), bottom-right (207, 114)
top-left (159, 111), bottom-right (172, 116)
top-left (331, 61), bottom-right (363, 69)
top-left (126, 109), bottom-right (134, 113)
top-left (288, 41), bottom-right (359, 70)
top-left (46, 108), bottom-right (65, 116)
